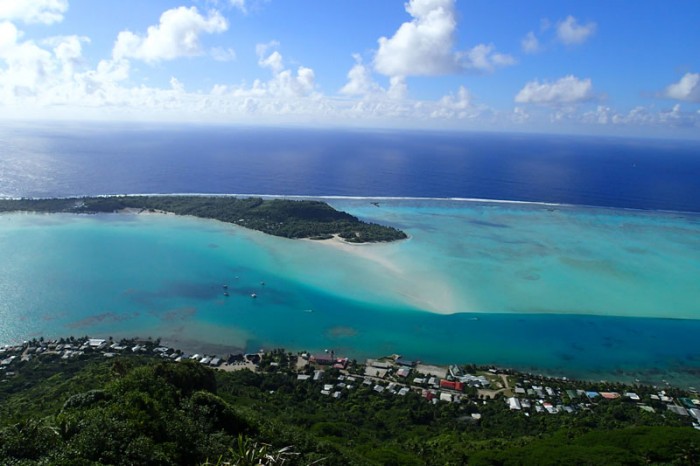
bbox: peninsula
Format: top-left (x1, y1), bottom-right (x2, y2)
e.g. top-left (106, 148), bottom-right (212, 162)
top-left (0, 196), bottom-right (407, 243)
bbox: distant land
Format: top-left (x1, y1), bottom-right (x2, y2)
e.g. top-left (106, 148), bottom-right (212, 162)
top-left (0, 195), bottom-right (407, 243)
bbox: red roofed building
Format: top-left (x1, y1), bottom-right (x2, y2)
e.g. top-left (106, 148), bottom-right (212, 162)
top-left (440, 379), bottom-right (464, 391)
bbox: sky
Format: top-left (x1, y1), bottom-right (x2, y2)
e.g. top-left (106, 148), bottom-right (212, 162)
top-left (0, 0), bottom-right (699, 138)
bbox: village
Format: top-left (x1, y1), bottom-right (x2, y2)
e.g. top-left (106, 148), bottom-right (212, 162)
top-left (2, 336), bottom-right (700, 431)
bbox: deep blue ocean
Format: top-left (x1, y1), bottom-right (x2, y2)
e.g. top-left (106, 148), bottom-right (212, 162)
top-left (3, 123), bottom-right (700, 212)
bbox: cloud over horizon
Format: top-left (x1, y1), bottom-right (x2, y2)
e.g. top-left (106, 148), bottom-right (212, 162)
top-left (515, 75), bottom-right (594, 105)
top-left (665, 73), bottom-right (700, 103)
top-left (373, 0), bottom-right (513, 77)
top-left (113, 7), bottom-right (228, 63)
top-left (0, 1), bottom-right (697, 137)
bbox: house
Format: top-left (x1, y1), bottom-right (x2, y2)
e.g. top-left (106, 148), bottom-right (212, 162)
top-left (440, 379), bottom-right (464, 391)
top-left (667, 405), bottom-right (689, 416)
top-left (333, 358), bottom-right (348, 369)
top-left (396, 367), bottom-right (410, 378)
top-left (370, 360), bottom-right (391, 369)
top-left (311, 354), bottom-right (334, 365)
top-left (507, 397), bottom-right (521, 410)
top-left (88, 339), bottom-right (107, 349)
top-left (688, 408), bottom-right (700, 421)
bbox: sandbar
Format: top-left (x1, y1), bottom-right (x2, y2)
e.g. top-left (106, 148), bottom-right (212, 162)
top-left (306, 235), bottom-right (462, 315)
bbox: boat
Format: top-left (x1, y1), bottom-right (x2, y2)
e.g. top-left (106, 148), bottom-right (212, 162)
top-left (250, 293), bottom-right (257, 298)
top-left (260, 281), bottom-right (265, 286)
top-left (223, 291), bottom-right (229, 297)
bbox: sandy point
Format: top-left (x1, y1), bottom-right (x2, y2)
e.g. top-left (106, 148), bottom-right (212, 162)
top-left (306, 235), bottom-right (464, 315)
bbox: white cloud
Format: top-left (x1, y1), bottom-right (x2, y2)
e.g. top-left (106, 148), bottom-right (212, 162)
top-left (374, 0), bottom-right (457, 76)
top-left (664, 73), bottom-right (700, 103)
top-left (556, 16), bottom-right (596, 45)
top-left (387, 76), bottom-right (407, 100)
top-left (430, 85), bottom-right (474, 119)
top-left (258, 50), bottom-right (283, 73)
top-left (521, 31), bottom-right (540, 54)
top-left (0, 22), bottom-right (54, 98)
top-left (339, 54), bottom-right (381, 96)
top-left (374, 0), bottom-right (513, 77)
top-left (0, 21), bottom-right (20, 52)
top-left (515, 75), bottom-right (593, 105)
top-left (460, 44), bottom-right (515, 72)
top-left (112, 6), bottom-right (227, 63)
top-left (0, 0), bottom-right (68, 25)
top-left (225, 44), bottom-right (318, 99)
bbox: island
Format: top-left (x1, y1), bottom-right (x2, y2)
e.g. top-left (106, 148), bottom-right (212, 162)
top-left (0, 195), bottom-right (407, 243)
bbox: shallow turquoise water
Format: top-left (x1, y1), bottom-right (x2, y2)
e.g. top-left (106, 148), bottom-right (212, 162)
top-left (1, 200), bottom-right (699, 386)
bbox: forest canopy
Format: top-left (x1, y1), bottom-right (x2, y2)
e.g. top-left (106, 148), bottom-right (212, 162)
top-left (0, 196), bottom-right (407, 243)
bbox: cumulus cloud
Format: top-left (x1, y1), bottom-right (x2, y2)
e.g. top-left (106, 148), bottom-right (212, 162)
top-left (0, 22), bottom-right (54, 97)
top-left (256, 41), bottom-right (284, 73)
top-left (338, 55), bottom-right (410, 100)
top-left (374, 0), bottom-right (513, 77)
top-left (234, 43), bottom-right (319, 98)
top-left (112, 6), bottom-right (227, 63)
top-left (460, 44), bottom-right (516, 72)
top-left (515, 75), bottom-right (593, 105)
top-left (556, 16), bottom-right (596, 45)
top-left (339, 54), bottom-right (381, 96)
top-left (521, 31), bottom-right (540, 54)
top-left (664, 73), bottom-right (700, 103)
top-left (374, 0), bottom-right (457, 76)
top-left (430, 85), bottom-right (474, 119)
top-left (0, 0), bottom-right (68, 25)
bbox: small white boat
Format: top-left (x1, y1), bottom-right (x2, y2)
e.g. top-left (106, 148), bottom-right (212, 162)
top-left (251, 293), bottom-right (257, 298)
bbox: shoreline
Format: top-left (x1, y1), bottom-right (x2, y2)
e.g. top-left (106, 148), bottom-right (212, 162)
top-left (5, 192), bottom-right (700, 217)
top-left (3, 335), bottom-right (699, 391)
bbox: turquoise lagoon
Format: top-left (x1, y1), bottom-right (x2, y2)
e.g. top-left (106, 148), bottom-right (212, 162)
top-left (1, 199), bottom-right (699, 386)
